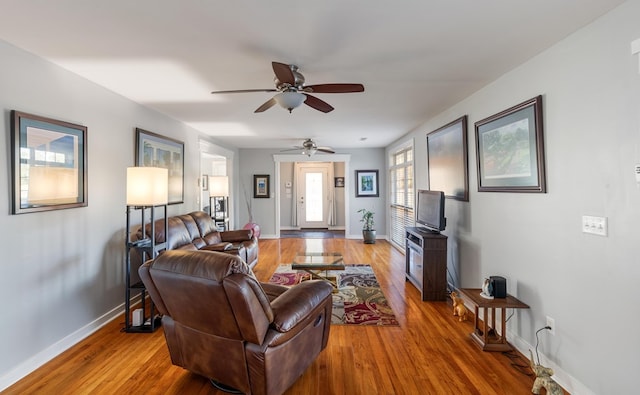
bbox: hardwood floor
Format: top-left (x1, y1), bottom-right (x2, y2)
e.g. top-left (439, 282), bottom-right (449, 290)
top-left (3, 239), bottom-right (537, 394)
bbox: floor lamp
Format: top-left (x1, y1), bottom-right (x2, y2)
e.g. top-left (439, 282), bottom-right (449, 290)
top-left (124, 166), bottom-right (168, 333)
top-left (209, 175), bottom-right (229, 231)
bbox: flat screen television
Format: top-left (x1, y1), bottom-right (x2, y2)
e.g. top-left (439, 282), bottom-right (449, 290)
top-left (416, 190), bottom-right (446, 232)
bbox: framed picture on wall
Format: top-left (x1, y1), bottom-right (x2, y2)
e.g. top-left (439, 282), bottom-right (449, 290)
top-left (253, 174), bottom-right (270, 198)
top-left (202, 175), bottom-right (209, 191)
top-left (135, 128), bottom-right (185, 204)
top-left (334, 176), bottom-right (345, 188)
top-left (427, 115), bottom-right (469, 201)
top-left (11, 110), bottom-right (88, 214)
top-left (355, 170), bottom-right (379, 197)
top-left (475, 95), bottom-right (546, 193)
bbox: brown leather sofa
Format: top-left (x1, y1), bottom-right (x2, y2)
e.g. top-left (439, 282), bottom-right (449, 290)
top-left (134, 210), bottom-right (258, 269)
top-left (139, 250), bottom-right (333, 395)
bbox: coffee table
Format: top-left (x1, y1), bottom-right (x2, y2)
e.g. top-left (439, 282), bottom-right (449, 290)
top-left (292, 252), bottom-right (345, 288)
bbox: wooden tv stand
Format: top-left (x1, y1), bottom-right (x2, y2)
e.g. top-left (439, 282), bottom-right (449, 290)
top-left (405, 227), bottom-right (447, 301)
top-left (457, 288), bottom-right (529, 352)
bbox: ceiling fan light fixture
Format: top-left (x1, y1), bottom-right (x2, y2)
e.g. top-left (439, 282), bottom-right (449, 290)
top-left (274, 91), bottom-right (305, 113)
top-left (303, 147), bottom-right (317, 157)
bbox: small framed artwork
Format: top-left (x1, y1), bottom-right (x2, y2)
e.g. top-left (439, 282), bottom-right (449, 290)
top-left (334, 176), bottom-right (345, 188)
top-left (253, 174), bottom-right (270, 198)
top-left (475, 95), bottom-right (546, 193)
top-left (136, 128), bottom-right (184, 204)
top-left (202, 175), bottom-right (209, 191)
top-left (11, 110), bottom-right (88, 214)
top-left (355, 170), bottom-right (379, 197)
top-left (427, 115), bottom-right (469, 201)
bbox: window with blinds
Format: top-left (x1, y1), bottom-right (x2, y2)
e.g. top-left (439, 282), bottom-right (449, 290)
top-left (389, 143), bottom-right (414, 250)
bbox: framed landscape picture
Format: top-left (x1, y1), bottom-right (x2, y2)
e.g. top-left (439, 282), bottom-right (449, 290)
top-left (135, 128), bottom-right (184, 204)
top-left (11, 110), bottom-right (88, 214)
top-left (355, 170), bottom-right (379, 197)
top-left (427, 115), bottom-right (469, 201)
top-left (474, 95), bottom-right (546, 193)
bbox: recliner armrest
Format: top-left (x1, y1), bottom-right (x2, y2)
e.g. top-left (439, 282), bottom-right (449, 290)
top-left (220, 229), bottom-right (254, 243)
top-left (269, 280), bottom-right (333, 332)
top-left (200, 242), bottom-right (233, 252)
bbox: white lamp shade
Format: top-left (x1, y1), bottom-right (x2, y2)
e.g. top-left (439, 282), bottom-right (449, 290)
top-left (209, 176), bottom-right (229, 196)
top-left (274, 91), bottom-right (306, 111)
top-left (126, 167), bottom-right (168, 206)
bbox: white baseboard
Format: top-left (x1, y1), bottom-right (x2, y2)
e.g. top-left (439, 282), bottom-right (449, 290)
top-left (346, 234), bottom-right (388, 240)
top-left (451, 297), bottom-right (594, 395)
top-left (279, 227), bottom-right (346, 231)
top-left (0, 303), bottom-right (125, 392)
top-left (508, 331), bottom-right (594, 395)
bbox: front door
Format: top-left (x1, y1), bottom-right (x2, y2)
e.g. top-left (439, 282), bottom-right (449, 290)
top-left (296, 163), bottom-right (330, 228)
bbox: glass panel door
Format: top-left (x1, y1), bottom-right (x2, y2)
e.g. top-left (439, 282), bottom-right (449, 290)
top-left (305, 172), bottom-right (323, 222)
top-left (296, 164), bottom-right (329, 228)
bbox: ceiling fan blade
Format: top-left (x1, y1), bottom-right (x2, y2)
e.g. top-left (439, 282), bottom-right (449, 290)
top-left (272, 62), bottom-right (295, 85)
top-left (303, 94), bottom-right (334, 113)
top-left (304, 83), bottom-right (364, 93)
top-left (317, 147), bottom-right (335, 154)
top-left (254, 97), bottom-right (277, 113)
top-left (280, 146), bottom-right (304, 152)
top-left (211, 88), bottom-right (277, 94)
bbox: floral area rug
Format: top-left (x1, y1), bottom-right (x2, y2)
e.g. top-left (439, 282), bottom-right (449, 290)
top-left (268, 264), bottom-right (399, 326)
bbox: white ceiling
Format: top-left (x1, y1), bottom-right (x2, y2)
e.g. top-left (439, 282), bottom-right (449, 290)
top-left (0, 0), bottom-right (625, 150)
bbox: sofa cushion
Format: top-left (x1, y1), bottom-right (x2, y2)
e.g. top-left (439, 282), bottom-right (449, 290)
top-left (177, 214), bottom-right (207, 249)
top-left (138, 216), bottom-right (192, 251)
top-left (189, 211), bottom-right (222, 245)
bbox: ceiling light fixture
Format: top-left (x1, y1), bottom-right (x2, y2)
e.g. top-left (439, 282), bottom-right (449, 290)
top-left (301, 139), bottom-right (318, 156)
top-left (274, 91), bottom-right (306, 113)
top-left (302, 146), bottom-right (317, 157)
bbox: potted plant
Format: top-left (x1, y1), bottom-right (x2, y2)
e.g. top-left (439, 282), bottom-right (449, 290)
top-left (357, 208), bottom-right (376, 244)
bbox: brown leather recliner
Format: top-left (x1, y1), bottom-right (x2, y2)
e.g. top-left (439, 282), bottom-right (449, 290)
top-left (131, 211), bottom-right (259, 271)
top-left (139, 250), bottom-right (333, 395)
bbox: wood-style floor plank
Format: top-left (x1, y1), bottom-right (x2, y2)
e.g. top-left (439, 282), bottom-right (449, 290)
top-left (3, 238), bottom-right (540, 395)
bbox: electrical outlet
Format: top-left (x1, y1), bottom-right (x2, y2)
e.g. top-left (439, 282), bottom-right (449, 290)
top-left (582, 215), bottom-right (607, 236)
top-left (546, 316), bottom-right (555, 336)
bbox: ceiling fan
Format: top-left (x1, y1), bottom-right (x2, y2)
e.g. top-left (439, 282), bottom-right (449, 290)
top-left (211, 61), bottom-right (364, 113)
top-left (281, 138), bottom-right (335, 157)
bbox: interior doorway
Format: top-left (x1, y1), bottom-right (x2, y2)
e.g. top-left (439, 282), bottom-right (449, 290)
top-left (198, 140), bottom-right (234, 229)
top-left (274, 154), bottom-right (350, 238)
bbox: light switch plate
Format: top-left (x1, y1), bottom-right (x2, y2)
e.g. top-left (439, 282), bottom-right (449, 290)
top-left (582, 215), bottom-right (607, 236)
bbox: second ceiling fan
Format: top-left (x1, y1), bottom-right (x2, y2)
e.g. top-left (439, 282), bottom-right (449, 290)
top-left (211, 61), bottom-right (364, 113)
top-left (281, 138), bottom-right (335, 156)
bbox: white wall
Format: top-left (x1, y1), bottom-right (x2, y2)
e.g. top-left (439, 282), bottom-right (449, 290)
top-left (0, 40), bottom-right (237, 389)
top-left (389, 1), bottom-right (640, 393)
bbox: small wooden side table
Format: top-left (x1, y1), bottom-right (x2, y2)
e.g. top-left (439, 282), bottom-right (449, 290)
top-left (457, 288), bottom-right (529, 352)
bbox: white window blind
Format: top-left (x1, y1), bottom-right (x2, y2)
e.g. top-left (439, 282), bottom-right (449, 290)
top-left (389, 143), bottom-right (414, 250)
